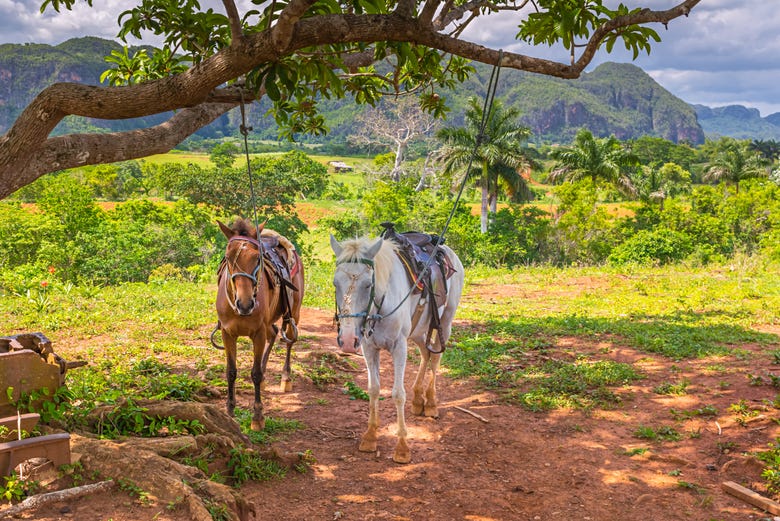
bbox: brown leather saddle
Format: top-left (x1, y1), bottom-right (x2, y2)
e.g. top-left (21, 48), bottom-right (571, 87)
top-left (379, 222), bottom-right (456, 353)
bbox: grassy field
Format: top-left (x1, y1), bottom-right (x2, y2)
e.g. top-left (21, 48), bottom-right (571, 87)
top-left (3, 257), bottom-right (777, 393)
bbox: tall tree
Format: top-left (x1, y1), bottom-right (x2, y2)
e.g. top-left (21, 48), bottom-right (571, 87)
top-left (437, 97), bottom-right (533, 233)
top-left (703, 140), bottom-right (767, 193)
top-left (348, 97), bottom-right (437, 182)
top-left (548, 128), bottom-right (639, 197)
top-left (0, 0), bottom-right (700, 199)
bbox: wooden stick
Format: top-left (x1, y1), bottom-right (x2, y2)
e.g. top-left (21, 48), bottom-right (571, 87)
top-left (722, 481), bottom-right (780, 515)
top-left (453, 406), bottom-right (489, 423)
top-left (0, 480), bottom-right (115, 518)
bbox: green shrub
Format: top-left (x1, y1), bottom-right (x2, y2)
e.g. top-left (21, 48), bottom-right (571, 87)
top-left (608, 228), bottom-right (693, 266)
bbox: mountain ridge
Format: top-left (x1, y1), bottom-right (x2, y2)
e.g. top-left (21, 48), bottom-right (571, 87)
top-left (1, 36), bottom-right (777, 144)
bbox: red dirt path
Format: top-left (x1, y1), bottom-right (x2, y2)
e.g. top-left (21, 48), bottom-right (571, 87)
top-left (9, 305), bottom-right (780, 521)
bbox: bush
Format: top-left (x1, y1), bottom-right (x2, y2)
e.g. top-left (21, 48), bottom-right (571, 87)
top-left (317, 211), bottom-right (365, 240)
top-left (608, 228), bottom-right (693, 266)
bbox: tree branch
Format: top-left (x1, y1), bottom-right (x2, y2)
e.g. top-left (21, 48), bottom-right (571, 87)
top-left (0, 1), bottom-right (702, 198)
top-left (573, 0), bottom-right (700, 72)
top-left (434, 0), bottom-right (532, 31)
top-left (221, 0), bottom-right (244, 42)
top-left (272, 0), bottom-right (320, 51)
top-left (420, 0), bottom-right (441, 27)
top-left (2, 103), bottom-right (234, 197)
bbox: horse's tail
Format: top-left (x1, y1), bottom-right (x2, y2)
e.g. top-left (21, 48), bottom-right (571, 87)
top-left (210, 321), bottom-right (225, 350)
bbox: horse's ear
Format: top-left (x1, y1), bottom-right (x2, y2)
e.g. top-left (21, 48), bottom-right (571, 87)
top-left (217, 220), bottom-right (234, 239)
top-left (257, 220), bottom-right (267, 236)
top-left (329, 234), bottom-right (343, 258)
top-left (365, 237), bottom-right (383, 260)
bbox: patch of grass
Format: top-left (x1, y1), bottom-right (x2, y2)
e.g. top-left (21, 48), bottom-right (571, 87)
top-left (633, 425), bottom-right (681, 442)
top-left (94, 398), bottom-right (205, 439)
top-left (511, 359), bottom-right (642, 411)
top-left (234, 408), bottom-right (304, 445)
top-left (301, 352), bottom-right (352, 390)
top-left (226, 445), bottom-right (286, 486)
top-left (653, 379), bottom-right (690, 395)
top-left (343, 381), bottom-right (370, 401)
top-left (670, 405), bottom-right (718, 421)
top-left (755, 437), bottom-right (780, 494)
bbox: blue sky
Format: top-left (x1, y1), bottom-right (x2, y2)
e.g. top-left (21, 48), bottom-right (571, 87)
top-left (2, 0), bottom-right (778, 116)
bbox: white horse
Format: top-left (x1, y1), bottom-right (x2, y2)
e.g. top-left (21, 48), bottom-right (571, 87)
top-left (330, 234), bottom-right (464, 463)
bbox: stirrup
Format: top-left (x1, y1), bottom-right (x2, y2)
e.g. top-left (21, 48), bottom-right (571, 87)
top-left (280, 317), bottom-right (298, 343)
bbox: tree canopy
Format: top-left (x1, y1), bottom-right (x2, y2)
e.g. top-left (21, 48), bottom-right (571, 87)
top-left (0, 0), bottom-right (700, 199)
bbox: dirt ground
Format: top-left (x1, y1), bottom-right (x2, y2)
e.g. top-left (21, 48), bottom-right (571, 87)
top-left (6, 302), bottom-right (780, 521)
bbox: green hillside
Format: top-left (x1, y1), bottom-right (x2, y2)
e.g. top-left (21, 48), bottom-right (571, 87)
top-left (7, 36), bottom-right (778, 145)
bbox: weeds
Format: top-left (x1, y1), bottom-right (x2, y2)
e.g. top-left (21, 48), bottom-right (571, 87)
top-left (226, 445), bottom-right (286, 486)
top-left (116, 478), bottom-right (152, 506)
top-left (633, 425), bottom-right (681, 442)
top-left (1, 473), bottom-right (38, 502)
top-left (653, 379), bottom-right (690, 395)
top-left (343, 381), bottom-right (370, 401)
top-left (94, 398), bottom-right (204, 438)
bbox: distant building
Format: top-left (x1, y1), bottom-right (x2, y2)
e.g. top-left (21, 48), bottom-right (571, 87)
top-left (328, 161), bottom-right (353, 173)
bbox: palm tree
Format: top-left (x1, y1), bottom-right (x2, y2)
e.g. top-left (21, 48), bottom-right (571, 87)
top-left (703, 140), bottom-right (766, 193)
top-left (636, 162), bottom-right (691, 210)
top-left (437, 97), bottom-right (533, 233)
top-left (548, 128), bottom-right (639, 198)
top-left (749, 139), bottom-right (780, 163)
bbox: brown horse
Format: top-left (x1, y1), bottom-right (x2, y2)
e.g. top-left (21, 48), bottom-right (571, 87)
top-left (214, 218), bottom-right (304, 431)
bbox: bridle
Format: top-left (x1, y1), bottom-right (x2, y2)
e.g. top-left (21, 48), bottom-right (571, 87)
top-left (224, 235), bottom-right (264, 315)
top-left (333, 257), bottom-right (384, 347)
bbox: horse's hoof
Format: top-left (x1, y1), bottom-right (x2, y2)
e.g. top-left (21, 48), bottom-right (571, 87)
top-left (392, 439), bottom-right (411, 464)
top-left (280, 379), bottom-right (293, 393)
top-left (424, 406), bottom-right (439, 418)
top-left (411, 399), bottom-right (424, 416)
top-left (358, 441), bottom-right (377, 453)
top-left (251, 418), bottom-right (266, 431)
top-left (358, 437), bottom-right (378, 453)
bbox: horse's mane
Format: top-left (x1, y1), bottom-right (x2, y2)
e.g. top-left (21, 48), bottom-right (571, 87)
top-left (336, 238), bottom-right (399, 292)
top-left (230, 218), bottom-right (257, 238)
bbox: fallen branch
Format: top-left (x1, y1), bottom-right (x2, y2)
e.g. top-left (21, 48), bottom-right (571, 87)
top-left (453, 406), bottom-right (489, 423)
top-left (722, 481), bottom-right (780, 515)
top-left (0, 480), bottom-right (115, 518)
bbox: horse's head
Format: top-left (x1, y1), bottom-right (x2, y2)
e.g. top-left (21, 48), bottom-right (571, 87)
top-left (219, 219), bottom-right (265, 316)
top-left (330, 234), bottom-right (384, 355)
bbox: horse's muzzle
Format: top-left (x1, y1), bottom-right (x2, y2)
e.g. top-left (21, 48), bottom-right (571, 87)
top-left (235, 298), bottom-right (256, 316)
top-left (337, 329), bottom-right (362, 355)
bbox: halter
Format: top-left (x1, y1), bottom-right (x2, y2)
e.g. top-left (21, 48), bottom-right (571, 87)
top-left (333, 257), bottom-right (384, 339)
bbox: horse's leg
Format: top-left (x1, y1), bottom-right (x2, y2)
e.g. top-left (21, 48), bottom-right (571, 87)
top-left (391, 339), bottom-right (410, 464)
top-left (280, 336), bottom-right (294, 392)
top-left (423, 350), bottom-right (442, 418)
top-left (425, 303), bottom-right (456, 418)
top-left (224, 333), bottom-right (238, 418)
top-left (411, 344), bottom-right (429, 416)
top-left (359, 347), bottom-right (381, 454)
top-left (250, 329), bottom-right (268, 431)
top-left (260, 325), bottom-right (278, 391)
